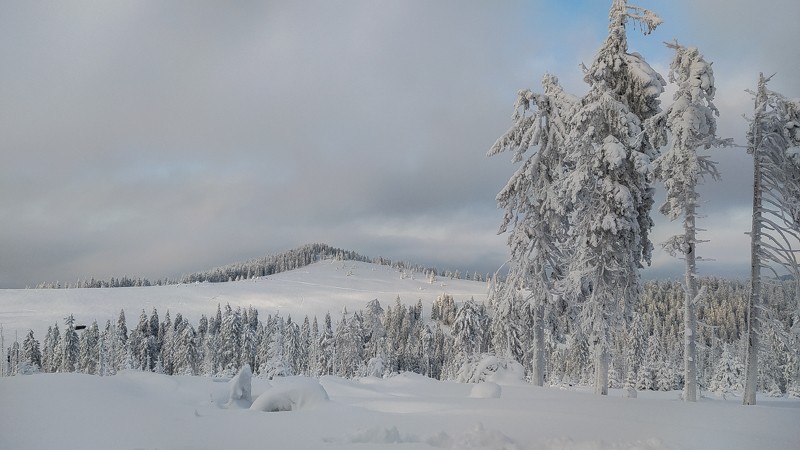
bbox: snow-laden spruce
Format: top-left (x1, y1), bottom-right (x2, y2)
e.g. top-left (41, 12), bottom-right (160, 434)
top-left (558, 0), bottom-right (664, 396)
top-left (647, 42), bottom-right (730, 402)
top-left (489, 73), bottom-right (577, 387)
top-left (743, 73), bottom-right (800, 405)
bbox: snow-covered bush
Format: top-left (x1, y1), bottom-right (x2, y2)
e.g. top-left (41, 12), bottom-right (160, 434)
top-left (250, 377), bottom-right (329, 412)
top-left (456, 354), bottom-right (524, 384)
top-left (225, 364), bottom-right (253, 409)
top-left (363, 356), bottom-right (385, 378)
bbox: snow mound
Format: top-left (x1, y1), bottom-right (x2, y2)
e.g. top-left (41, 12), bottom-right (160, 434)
top-left (456, 354), bottom-right (525, 384)
top-left (250, 377), bottom-right (329, 412)
top-left (470, 382), bottom-right (501, 399)
top-left (225, 364), bottom-right (253, 409)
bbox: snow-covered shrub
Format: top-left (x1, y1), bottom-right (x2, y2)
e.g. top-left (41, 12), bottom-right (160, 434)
top-left (16, 360), bottom-right (39, 376)
top-left (624, 387), bottom-right (637, 399)
top-left (225, 364), bottom-right (253, 409)
top-left (456, 354), bottom-right (524, 384)
top-left (250, 377), bottom-right (329, 412)
top-left (363, 356), bottom-right (385, 378)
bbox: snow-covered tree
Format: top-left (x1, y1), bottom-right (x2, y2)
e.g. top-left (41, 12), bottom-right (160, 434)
top-left (489, 281), bottom-right (526, 365)
top-left (307, 316), bottom-right (320, 376)
top-left (448, 299), bottom-right (489, 378)
top-left (61, 315), bottom-right (79, 373)
top-left (334, 311), bottom-right (365, 378)
top-left (316, 313), bottom-right (335, 376)
top-left (362, 299), bottom-right (385, 361)
top-left (297, 316), bottom-right (311, 376)
top-left (8, 340), bottom-right (20, 375)
top-left (490, 72), bottom-right (577, 386)
top-left (743, 74), bottom-right (800, 405)
top-left (42, 324), bottom-right (60, 373)
top-left (263, 316), bottom-right (291, 379)
top-left (710, 342), bottom-right (744, 398)
top-left (647, 42), bottom-right (729, 402)
top-left (559, 0), bottom-right (664, 395)
top-left (78, 320), bottom-right (100, 374)
top-left (175, 322), bottom-right (199, 376)
top-left (431, 294), bottom-right (456, 326)
top-left (128, 310), bottom-right (150, 371)
top-left (219, 304), bottom-right (242, 376)
top-left (284, 316), bottom-right (303, 375)
top-left (114, 309), bottom-right (128, 372)
top-left (21, 330), bottom-right (41, 374)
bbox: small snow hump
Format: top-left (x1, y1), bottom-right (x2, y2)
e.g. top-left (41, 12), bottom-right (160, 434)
top-left (470, 382), bottom-right (501, 399)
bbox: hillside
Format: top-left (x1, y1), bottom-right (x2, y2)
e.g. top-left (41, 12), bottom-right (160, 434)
top-left (1, 259), bottom-right (487, 342)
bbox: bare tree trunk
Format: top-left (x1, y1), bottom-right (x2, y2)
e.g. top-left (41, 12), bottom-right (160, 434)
top-left (744, 73), bottom-right (768, 406)
top-left (531, 302), bottom-right (545, 386)
top-left (683, 199), bottom-right (699, 402)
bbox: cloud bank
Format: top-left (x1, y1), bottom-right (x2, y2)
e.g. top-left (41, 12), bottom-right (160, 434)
top-left (1, 0), bottom-right (798, 287)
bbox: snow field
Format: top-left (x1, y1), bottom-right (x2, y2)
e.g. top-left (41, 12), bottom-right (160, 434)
top-left (2, 370), bottom-right (798, 449)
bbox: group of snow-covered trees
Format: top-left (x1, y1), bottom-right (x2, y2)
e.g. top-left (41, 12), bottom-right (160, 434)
top-left (490, 0), bottom-right (799, 404)
top-left (34, 243), bottom-right (487, 289)
top-left (5, 278), bottom-right (798, 398)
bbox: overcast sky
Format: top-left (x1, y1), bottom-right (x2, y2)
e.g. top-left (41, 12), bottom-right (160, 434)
top-left (1, 1), bottom-right (798, 288)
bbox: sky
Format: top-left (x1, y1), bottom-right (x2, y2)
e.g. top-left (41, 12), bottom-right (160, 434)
top-left (1, 0), bottom-right (799, 288)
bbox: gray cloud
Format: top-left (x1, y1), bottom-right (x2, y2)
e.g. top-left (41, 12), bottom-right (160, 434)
top-left (1, 1), bottom-right (798, 287)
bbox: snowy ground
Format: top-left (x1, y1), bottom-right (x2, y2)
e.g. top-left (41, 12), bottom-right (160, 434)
top-left (1, 370), bottom-right (798, 449)
top-left (2, 261), bottom-right (799, 449)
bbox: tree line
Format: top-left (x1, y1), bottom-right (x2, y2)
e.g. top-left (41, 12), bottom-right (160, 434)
top-left (4, 277), bottom-right (798, 397)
